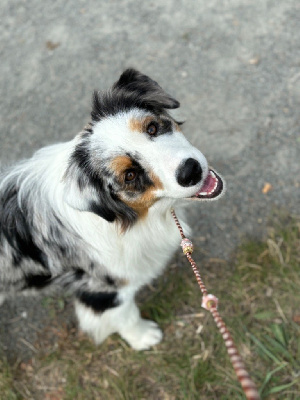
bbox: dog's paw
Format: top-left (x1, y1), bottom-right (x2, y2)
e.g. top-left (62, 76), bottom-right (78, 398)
top-left (120, 319), bottom-right (163, 350)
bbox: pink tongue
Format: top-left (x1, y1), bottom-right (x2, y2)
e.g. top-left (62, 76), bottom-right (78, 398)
top-left (199, 173), bottom-right (216, 193)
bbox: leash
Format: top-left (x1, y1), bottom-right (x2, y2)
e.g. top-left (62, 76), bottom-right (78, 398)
top-left (171, 209), bottom-right (260, 400)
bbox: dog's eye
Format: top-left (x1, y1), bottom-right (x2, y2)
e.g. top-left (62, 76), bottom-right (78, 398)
top-left (147, 122), bottom-right (158, 136)
top-left (125, 170), bottom-right (137, 183)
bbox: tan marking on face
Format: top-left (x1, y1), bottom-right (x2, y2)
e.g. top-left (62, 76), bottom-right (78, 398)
top-left (124, 172), bottom-right (164, 219)
top-left (149, 171), bottom-right (163, 191)
top-left (110, 155), bottom-right (133, 177)
top-left (129, 116), bottom-right (154, 133)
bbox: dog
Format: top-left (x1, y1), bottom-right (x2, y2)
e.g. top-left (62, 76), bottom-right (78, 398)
top-left (0, 69), bottom-right (225, 350)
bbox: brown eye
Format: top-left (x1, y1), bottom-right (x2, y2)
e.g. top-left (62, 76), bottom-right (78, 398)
top-left (147, 122), bottom-right (158, 136)
top-left (125, 170), bottom-right (137, 183)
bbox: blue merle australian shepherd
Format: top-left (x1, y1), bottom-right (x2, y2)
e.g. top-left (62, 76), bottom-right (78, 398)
top-left (0, 70), bottom-right (225, 350)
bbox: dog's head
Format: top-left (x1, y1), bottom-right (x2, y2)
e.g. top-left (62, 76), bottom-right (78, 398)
top-left (64, 69), bottom-right (225, 229)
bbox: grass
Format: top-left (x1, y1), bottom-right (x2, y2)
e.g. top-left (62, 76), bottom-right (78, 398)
top-left (0, 359), bottom-right (20, 400)
top-left (1, 212), bottom-right (299, 399)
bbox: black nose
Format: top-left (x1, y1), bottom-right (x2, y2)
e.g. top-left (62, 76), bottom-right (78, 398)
top-left (176, 158), bottom-right (202, 187)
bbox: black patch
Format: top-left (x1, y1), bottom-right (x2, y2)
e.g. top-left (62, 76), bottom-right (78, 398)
top-left (0, 183), bottom-right (49, 269)
top-left (89, 201), bottom-right (116, 223)
top-left (73, 268), bottom-right (86, 280)
top-left (77, 290), bottom-right (120, 313)
top-left (24, 273), bottom-right (52, 289)
top-left (70, 140), bottom-right (105, 194)
top-left (91, 69), bottom-right (180, 123)
top-left (71, 140), bottom-right (95, 187)
top-left (91, 192), bottom-right (137, 230)
top-left (71, 139), bottom-right (90, 171)
top-left (160, 118), bottom-right (173, 135)
top-left (105, 275), bottom-right (116, 286)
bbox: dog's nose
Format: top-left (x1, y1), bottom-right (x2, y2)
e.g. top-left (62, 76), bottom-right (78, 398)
top-left (176, 158), bottom-right (202, 187)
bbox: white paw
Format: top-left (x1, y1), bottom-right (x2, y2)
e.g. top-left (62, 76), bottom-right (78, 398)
top-left (120, 319), bottom-right (163, 350)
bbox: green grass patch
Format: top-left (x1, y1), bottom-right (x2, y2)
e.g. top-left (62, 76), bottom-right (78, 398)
top-left (0, 359), bottom-right (20, 400)
top-left (1, 213), bottom-right (299, 399)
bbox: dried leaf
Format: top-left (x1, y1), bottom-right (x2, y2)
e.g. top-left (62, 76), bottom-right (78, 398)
top-left (262, 182), bottom-right (273, 194)
top-left (293, 313), bottom-right (300, 325)
top-left (46, 41), bottom-right (60, 50)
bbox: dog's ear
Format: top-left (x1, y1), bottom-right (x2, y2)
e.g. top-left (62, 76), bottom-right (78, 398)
top-left (63, 166), bottom-right (137, 230)
top-left (113, 68), bottom-right (180, 110)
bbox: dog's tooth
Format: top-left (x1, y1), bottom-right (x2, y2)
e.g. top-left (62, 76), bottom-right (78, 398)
top-left (210, 170), bottom-right (216, 178)
top-left (200, 191), bottom-right (208, 196)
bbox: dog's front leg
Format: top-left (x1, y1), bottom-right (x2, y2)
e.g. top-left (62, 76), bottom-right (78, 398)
top-left (75, 292), bottom-right (162, 350)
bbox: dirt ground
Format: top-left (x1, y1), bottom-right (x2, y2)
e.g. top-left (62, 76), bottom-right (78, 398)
top-left (0, 0), bottom-right (299, 362)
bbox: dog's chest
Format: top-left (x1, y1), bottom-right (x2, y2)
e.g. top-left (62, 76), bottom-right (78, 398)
top-left (84, 208), bottom-right (189, 286)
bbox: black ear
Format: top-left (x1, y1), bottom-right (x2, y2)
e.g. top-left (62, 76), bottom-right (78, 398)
top-left (113, 68), bottom-right (180, 110)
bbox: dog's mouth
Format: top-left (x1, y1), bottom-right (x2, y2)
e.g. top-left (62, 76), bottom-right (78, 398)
top-left (189, 169), bottom-right (224, 200)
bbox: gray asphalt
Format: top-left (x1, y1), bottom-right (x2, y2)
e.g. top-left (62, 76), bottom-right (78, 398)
top-left (0, 0), bottom-right (299, 361)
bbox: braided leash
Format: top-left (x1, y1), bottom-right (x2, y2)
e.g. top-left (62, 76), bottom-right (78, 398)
top-left (171, 209), bottom-right (260, 400)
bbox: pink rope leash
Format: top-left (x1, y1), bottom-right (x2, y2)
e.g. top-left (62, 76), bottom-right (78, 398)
top-left (171, 209), bottom-right (260, 400)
